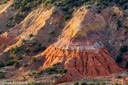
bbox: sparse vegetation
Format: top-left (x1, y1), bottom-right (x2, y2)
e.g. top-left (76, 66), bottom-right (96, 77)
top-left (7, 0), bottom-right (42, 27)
top-left (22, 63), bottom-right (28, 67)
top-left (74, 82), bottom-right (79, 85)
top-left (29, 70), bottom-right (37, 76)
top-left (120, 45), bottom-right (128, 53)
top-left (116, 45), bottom-right (128, 63)
top-left (17, 54), bottom-right (24, 60)
top-left (100, 81), bottom-right (106, 85)
top-left (13, 61), bottom-right (19, 67)
top-left (38, 63), bottom-right (67, 75)
top-left (29, 34), bottom-right (34, 38)
top-left (116, 54), bottom-right (123, 63)
top-left (117, 20), bottom-right (122, 28)
top-left (0, 61), bottom-right (5, 67)
top-left (81, 82), bottom-right (88, 85)
top-left (1, 0), bottom-right (8, 4)
top-left (6, 60), bottom-right (19, 66)
top-left (125, 24), bottom-right (128, 29)
top-left (9, 46), bottom-right (20, 54)
top-left (33, 43), bottom-right (46, 53)
top-left (0, 0), bottom-right (128, 84)
top-left (0, 69), bottom-right (5, 79)
top-left (6, 0), bottom-right (128, 27)
top-left (29, 57), bottom-right (39, 64)
top-left (49, 29), bottom-right (55, 35)
top-left (1, 43), bottom-right (6, 49)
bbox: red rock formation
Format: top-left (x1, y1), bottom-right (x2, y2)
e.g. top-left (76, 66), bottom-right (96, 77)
top-left (37, 6), bottom-right (124, 83)
top-left (40, 45), bottom-right (123, 83)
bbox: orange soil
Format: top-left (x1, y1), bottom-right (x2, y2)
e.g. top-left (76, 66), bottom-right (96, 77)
top-left (38, 45), bottom-right (123, 83)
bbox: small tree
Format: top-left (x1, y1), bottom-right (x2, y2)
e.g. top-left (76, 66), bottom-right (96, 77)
top-left (0, 61), bottom-right (4, 67)
top-left (29, 34), bottom-right (34, 38)
top-left (74, 82), bottom-right (79, 85)
top-left (1, 44), bottom-right (6, 49)
top-left (2, 0), bottom-right (8, 4)
top-left (81, 82), bottom-right (88, 85)
top-left (125, 24), bottom-right (128, 29)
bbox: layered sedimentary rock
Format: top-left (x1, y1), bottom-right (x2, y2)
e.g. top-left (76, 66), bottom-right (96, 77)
top-left (38, 6), bottom-right (123, 83)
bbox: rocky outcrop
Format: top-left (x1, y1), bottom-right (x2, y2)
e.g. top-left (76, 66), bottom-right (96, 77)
top-left (40, 45), bottom-right (123, 83)
top-left (37, 6), bottom-right (124, 83)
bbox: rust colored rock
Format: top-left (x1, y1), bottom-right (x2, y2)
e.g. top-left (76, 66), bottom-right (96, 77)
top-left (41, 45), bottom-right (123, 79)
top-left (37, 7), bottom-right (124, 83)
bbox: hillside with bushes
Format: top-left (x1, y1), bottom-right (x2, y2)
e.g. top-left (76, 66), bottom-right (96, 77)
top-left (0, 0), bottom-right (128, 84)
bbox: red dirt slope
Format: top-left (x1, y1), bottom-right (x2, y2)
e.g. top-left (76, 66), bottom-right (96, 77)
top-left (41, 45), bottom-right (123, 83)
top-left (37, 6), bottom-right (123, 83)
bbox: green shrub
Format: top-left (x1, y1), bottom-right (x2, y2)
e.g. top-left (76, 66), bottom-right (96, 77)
top-left (125, 24), bottom-right (128, 29)
top-left (46, 67), bottom-right (56, 74)
top-left (22, 63), bottom-right (28, 67)
top-left (9, 46), bottom-right (20, 54)
top-left (88, 82), bottom-right (96, 85)
top-left (112, 13), bottom-right (117, 17)
top-left (113, 83), bottom-right (119, 85)
top-left (38, 70), bottom-right (44, 75)
top-left (49, 29), bottom-right (55, 35)
top-left (39, 65), bottom-right (67, 75)
top-left (81, 82), bottom-right (88, 85)
top-left (6, 19), bottom-right (15, 27)
top-left (26, 48), bottom-right (30, 53)
top-left (100, 81), bottom-right (106, 85)
top-left (13, 61), bottom-right (19, 67)
top-left (120, 45), bottom-right (128, 53)
top-left (0, 72), bottom-right (5, 79)
top-left (116, 54), bottom-right (123, 63)
top-left (0, 61), bottom-right (5, 67)
top-left (74, 82), bottom-right (79, 85)
top-left (56, 68), bottom-right (67, 74)
top-left (6, 60), bottom-right (18, 66)
top-left (1, 44), bottom-right (6, 49)
top-left (29, 34), bottom-right (34, 38)
top-left (33, 44), bottom-right (46, 53)
top-left (17, 54), bottom-right (23, 60)
top-left (29, 57), bottom-right (38, 64)
top-left (117, 20), bottom-right (122, 28)
top-left (2, 0), bottom-right (8, 4)
top-left (29, 70), bottom-right (36, 76)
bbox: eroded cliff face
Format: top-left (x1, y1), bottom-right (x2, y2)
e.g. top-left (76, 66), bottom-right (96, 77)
top-left (41, 45), bottom-right (123, 83)
top-left (0, 4), bottom-right (127, 84)
top-left (36, 7), bottom-right (123, 83)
